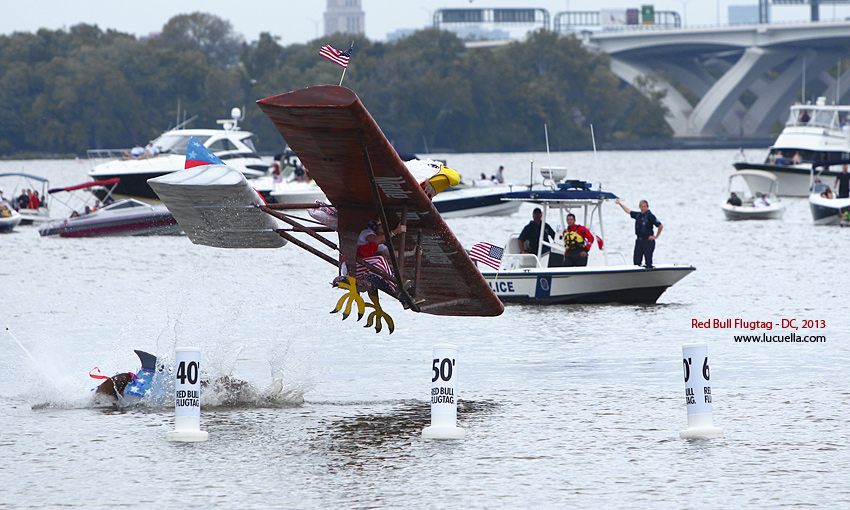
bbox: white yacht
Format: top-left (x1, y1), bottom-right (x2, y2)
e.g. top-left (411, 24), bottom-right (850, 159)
top-left (733, 97), bottom-right (850, 197)
top-left (87, 108), bottom-right (269, 201)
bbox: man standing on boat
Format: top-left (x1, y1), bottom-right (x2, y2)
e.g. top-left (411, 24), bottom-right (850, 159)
top-left (834, 165), bottom-right (850, 199)
top-left (562, 213), bottom-right (594, 267)
top-left (615, 199), bottom-right (662, 269)
top-left (518, 207), bottom-right (555, 257)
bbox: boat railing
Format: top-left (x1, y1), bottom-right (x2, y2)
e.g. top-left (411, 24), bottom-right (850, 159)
top-left (87, 148), bottom-right (133, 161)
top-left (603, 251), bottom-right (629, 266)
top-left (500, 253), bottom-right (540, 270)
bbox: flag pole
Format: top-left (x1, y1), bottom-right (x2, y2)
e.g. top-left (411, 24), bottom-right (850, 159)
top-left (339, 41), bottom-right (354, 86)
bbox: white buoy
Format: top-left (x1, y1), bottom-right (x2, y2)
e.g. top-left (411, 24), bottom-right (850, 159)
top-left (679, 343), bottom-right (723, 439)
top-left (422, 344), bottom-right (466, 439)
top-left (166, 347), bottom-right (209, 442)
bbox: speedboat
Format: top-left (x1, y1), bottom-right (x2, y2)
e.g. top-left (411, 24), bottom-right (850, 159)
top-left (0, 199), bottom-right (22, 232)
top-left (721, 170), bottom-right (785, 220)
top-left (431, 184), bottom-right (522, 218)
top-left (87, 108), bottom-right (269, 201)
top-left (0, 172), bottom-right (50, 224)
top-left (808, 160), bottom-right (850, 226)
top-left (263, 151), bottom-right (521, 217)
top-left (269, 180), bottom-right (520, 217)
top-left (473, 167), bottom-right (695, 305)
top-left (733, 97), bottom-right (850, 197)
top-left (39, 178), bottom-right (180, 237)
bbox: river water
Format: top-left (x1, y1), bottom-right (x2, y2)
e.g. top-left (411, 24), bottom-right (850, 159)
top-left (1, 150), bottom-right (848, 509)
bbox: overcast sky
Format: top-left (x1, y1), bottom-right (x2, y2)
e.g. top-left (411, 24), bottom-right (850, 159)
top-left (2, 1), bottom-right (846, 47)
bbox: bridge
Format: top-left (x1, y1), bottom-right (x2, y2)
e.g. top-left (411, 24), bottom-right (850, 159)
top-left (441, 6), bottom-right (850, 141)
top-left (583, 21), bottom-right (850, 139)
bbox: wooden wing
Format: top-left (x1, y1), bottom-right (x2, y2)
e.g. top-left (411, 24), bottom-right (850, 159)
top-left (257, 86), bottom-right (503, 317)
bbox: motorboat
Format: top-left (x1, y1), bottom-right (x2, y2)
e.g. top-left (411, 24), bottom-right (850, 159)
top-left (38, 178), bottom-right (180, 237)
top-left (87, 108), bottom-right (269, 201)
top-left (808, 160), bottom-right (850, 226)
top-left (0, 172), bottom-right (50, 224)
top-left (733, 97), bottom-right (850, 197)
top-left (432, 184), bottom-right (522, 218)
top-left (721, 170), bottom-right (785, 220)
top-left (0, 199), bottom-right (22, 232)
top-left (473, 167), bottom-right (695, 305)
top-left (260, 150), bottom-right (521, 217)
top-left (268, 180), bottom-right (520, 217)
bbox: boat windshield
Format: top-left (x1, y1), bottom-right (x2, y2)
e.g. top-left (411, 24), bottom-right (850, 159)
top-left (152, 134), bottom-right (210, 155)
top-left (788, 106), bottom-right (850, 130)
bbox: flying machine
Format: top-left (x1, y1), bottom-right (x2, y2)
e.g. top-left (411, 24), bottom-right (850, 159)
top-left (149, 85), bottom-right (504, 333)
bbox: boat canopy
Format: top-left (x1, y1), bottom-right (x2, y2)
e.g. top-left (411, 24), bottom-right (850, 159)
top-left (0, 172), bottom-right (50, 183)
top-left (48, 178), bottom-right (120, 194)
top-left (504, 188), bottom-right (619, 204)
top-left (812, 158), bottom-right (850, 170)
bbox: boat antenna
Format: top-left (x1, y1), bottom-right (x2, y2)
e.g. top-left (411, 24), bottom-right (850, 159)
top-left (529, 159), bottom-right (534, 190)
top-left (802, 56), bottom-right (806, 103)
top-left (545, 124), bottom-right (550, 155)
top-left (590, 124), bottom-right (601, 190)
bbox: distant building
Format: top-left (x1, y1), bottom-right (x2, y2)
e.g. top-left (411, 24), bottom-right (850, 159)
top-left (448, 26), bottom-right (510, 41)
top-left (325, 0), bottom-right (365, 37)
top-left (729, 5), bottom-right (762, 25)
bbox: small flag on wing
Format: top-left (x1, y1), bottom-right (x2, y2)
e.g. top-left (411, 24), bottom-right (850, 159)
top-left (470, 242), bottom-right (503, 270)
top-left (319, 44), bottom-right (352, 68)
top-left (184, 136), bottom-right (224, 169)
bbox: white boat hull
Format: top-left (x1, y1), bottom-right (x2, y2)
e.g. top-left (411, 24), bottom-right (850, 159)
top-left (433, 185), bottom-right (522, 218)
top-left (0, 210), bottom-right (22, 232)
top-left (38, 200), bottom-right (180, 237)
top-left (732, 163), bottom-right (833, 197)
top-left (268, 181), bottom-right (522, 217)
top-left (18, 207), bottom-right (50, 225)
top-left (808, 193), bottom-right (850, 225)
top-left (481, 264), bottom-right (695, 304)
top-left (721, 203), bottom-right (785, 220)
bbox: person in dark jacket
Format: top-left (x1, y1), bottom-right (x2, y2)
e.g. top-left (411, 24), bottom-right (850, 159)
top-left (615, 198), bottom-right (663, 268)
top-left (518, 207), bottom-right (555, 256)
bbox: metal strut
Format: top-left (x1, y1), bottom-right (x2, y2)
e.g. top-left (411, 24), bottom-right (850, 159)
top-left (357, 130), bottom-right (419, 311)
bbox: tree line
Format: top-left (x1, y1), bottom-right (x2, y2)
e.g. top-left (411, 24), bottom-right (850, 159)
top-left (0, 12), bottom-right (671, 158)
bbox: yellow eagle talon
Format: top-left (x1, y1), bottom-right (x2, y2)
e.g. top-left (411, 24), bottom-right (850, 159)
top-left (364, 293), bottom-right (395, 334)
top-left (331, 276), bottom-right (365, 321)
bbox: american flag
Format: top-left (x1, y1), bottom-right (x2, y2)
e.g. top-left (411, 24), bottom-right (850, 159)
top-left (184, 136), bottom-right (224, 169)
top-left (319, 44), bottom-right (352, 68)
top-left (470, 242), bottom-right (503, 270)
top-left (356, 255), bottom-right (396, 290)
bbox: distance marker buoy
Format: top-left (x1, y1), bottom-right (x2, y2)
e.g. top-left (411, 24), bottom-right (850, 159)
top-left (166, 347), bottom-right (209, 442)
top-left (422, 344), bottom-right (466, 439)
top-left (679, 343), bottom-right (723, 439)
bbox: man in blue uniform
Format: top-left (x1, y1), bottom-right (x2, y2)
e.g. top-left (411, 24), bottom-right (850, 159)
top-left (615, 199), bottom-right (663, 268)
top-left (518, 207), bottom-right (555, 256)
